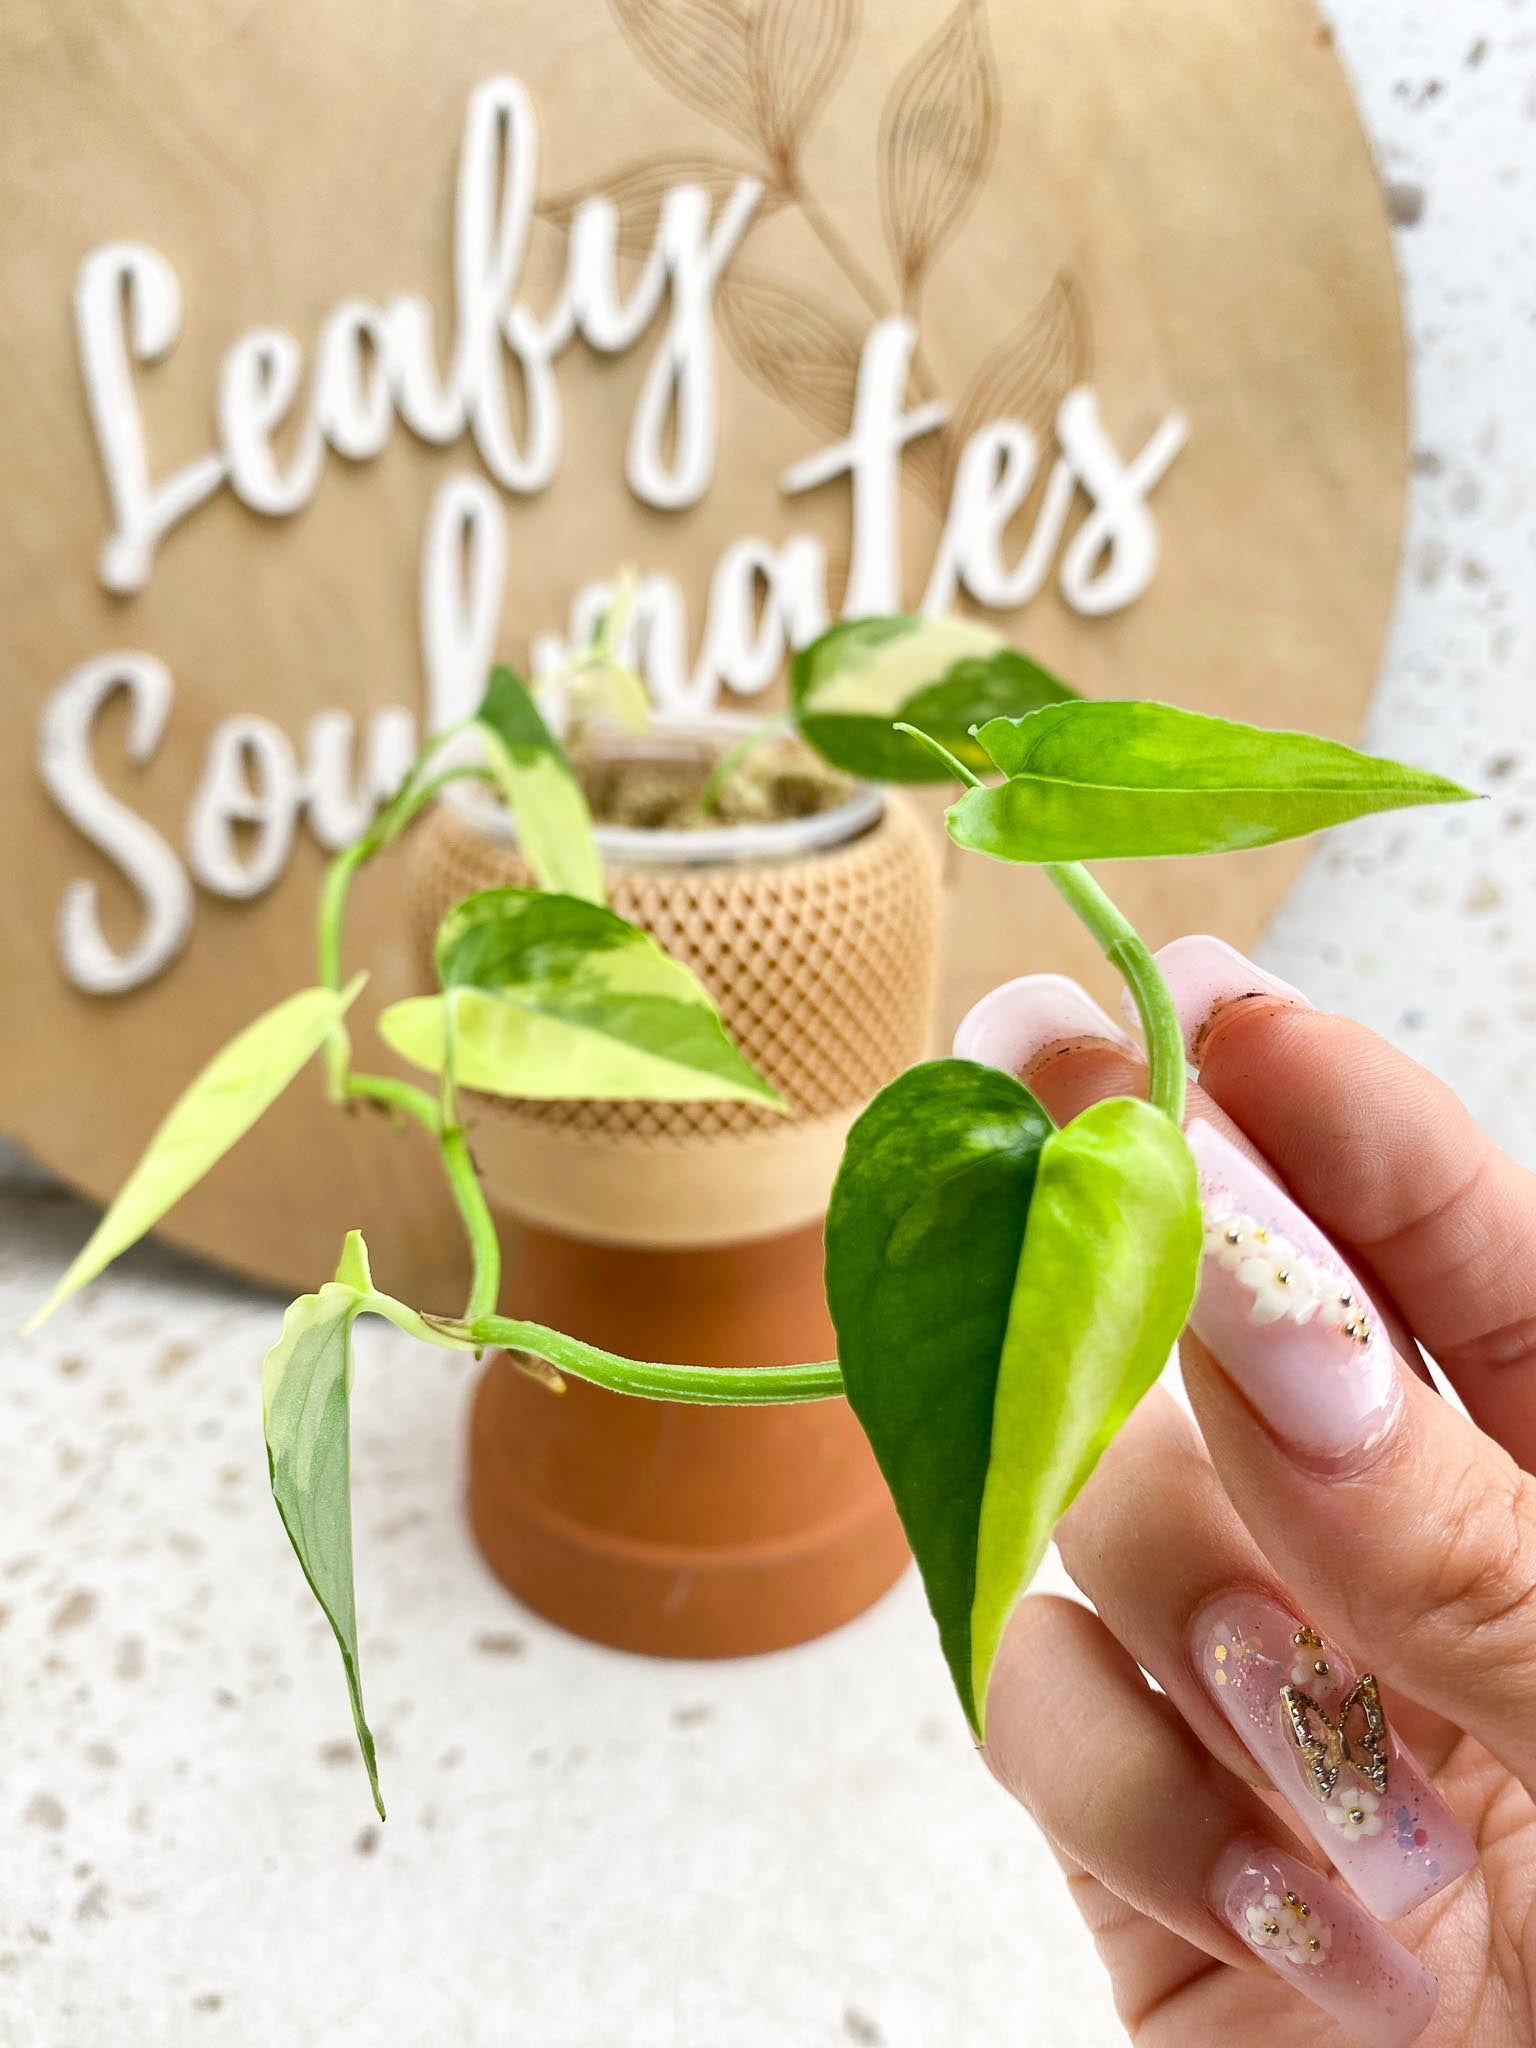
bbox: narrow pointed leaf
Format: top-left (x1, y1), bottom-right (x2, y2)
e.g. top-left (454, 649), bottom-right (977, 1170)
top-left (826, 1060), bottom-right (1052, 1725)
top-left (378, 888), bottom-right (783, 1108)
top-left (475, 667), bottom-right (606, 904)
top-left (950, 702), bottom-right (1478, 862)
top-left (790, 615), bottom-right (1073, 782)
top-left (968, 1096), bottom-right (1201, 1731)
top-left (262, 1231), bottom-right (381, 1817)
top-left (26, 977), bottom-right (367, 1331)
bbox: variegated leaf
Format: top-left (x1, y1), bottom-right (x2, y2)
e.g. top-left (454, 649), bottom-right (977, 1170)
top-left (380, 888), bottom-right (784, 1108)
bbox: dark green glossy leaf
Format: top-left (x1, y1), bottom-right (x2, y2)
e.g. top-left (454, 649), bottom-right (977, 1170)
top-left (950, 702), bottom-right (1477, 862)
top-left (790, 615), bottom-right (1073, 782)
top-left (826, 1066), bottom-right (1200, 1735)
top-left (475, 667), bottom-right (605, 903)
top-left (379, 887), bottom-right (783, 1108)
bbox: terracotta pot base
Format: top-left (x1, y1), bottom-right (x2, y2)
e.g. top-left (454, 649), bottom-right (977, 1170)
top-left (465, 1222), bottom-right (911, 1658)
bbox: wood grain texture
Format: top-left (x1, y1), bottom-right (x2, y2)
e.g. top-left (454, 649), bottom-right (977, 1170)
top-left (0, 0), bottom-right (1406, 1305)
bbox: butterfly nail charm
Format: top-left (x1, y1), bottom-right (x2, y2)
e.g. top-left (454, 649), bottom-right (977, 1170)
top-left (1280, 1670), bottom-right (1390, 1800)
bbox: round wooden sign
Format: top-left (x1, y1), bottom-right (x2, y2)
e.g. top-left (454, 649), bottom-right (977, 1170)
top-left (0, 0), bottom-right (1405, 1304)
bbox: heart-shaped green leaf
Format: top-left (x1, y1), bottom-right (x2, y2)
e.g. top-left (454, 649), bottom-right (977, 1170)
top-left (826, 1062), bottom-right (1200, 1734)
top-left (791, 615), bottom-right (1074, 783)
top-left (948, 701), bottom-right (1477, 862)
top-left (379, 888), bottom-right (784, 1108)
top-left (26, 976), bottom-right (367, 1332)
top-left (968, 1094), bottom-right (1200, 1724)
top-left (826, 1059), bottom-right (1052, 1724)
top-left (475, 667), bottom-right (606, 904)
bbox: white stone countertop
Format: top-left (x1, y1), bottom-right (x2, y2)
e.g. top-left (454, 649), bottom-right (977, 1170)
top-left (4, 3), bottom-right (1533, 2044)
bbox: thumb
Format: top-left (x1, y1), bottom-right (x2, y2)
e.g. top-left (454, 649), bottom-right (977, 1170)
top-left (1183, 1115), bottom-right (1536, 1799)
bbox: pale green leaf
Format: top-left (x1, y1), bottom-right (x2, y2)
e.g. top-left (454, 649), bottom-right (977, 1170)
top-left (791, 615), bottom-right (1073, 782)
top-left (558, 656), bottom-right (652, 734)
top-left (968, 1096), bottom-right (1201, 1732)
top-left (476, 667), bottom-right (606, 904)
top-left (26, 977), bottom-right (367, 1332)
top-left (378, 888), bottom-right (783, 1108)
top-left (262, 1231), bottom-right (381, 1816)
top-left (949, 701), bottom-right (1478, 862)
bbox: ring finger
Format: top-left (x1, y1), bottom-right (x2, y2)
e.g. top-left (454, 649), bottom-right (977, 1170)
top-left (985, 1595), bottom-right (1439, 2047)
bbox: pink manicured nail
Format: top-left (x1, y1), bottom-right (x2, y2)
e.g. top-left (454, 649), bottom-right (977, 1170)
top-left (953, 973), bottom-right (1135, 1080)
top-left (1187, 1120), bottom-right (1400, 1463)
top-left (1196, 1594), bottom-right (1475, 1918)
top-left (1133, 934), bottom-right (1310, 1060)
top-left (1211, 1839), bottom-right (1436, 2046)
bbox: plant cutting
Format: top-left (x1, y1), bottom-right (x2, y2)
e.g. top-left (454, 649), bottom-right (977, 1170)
top-left (402, 605), bottom-right (1068, 1662)
top-left (27, 610), bottom-right (1475, 1820)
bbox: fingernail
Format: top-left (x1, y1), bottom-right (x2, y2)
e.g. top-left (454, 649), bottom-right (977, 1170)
top-left (953, 973), bottom-right (1135, 1081)
top-left (1187, 1120), bottom-right (1400, 1463)
top-left (1133, 935), bottom-right (1310, 1060)
top-left (1196, 1594), bottom-right (1476, 1918)
top-left (1211, 1839), bottom-right (1436, 2046)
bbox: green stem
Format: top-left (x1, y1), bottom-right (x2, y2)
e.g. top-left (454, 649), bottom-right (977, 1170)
top-left (464, 1316), bottom-right (844, 1404)
top-left (891, 723), bottom-right (1186, 1127)
top-left (315, 739), bottom-right (483, 1100)
top-left (1041, 865), bottom-right (1186, 1128)
top-left (440, 1124), bottom-right (502, 1321)
top-left (316, 728), bottom-right (479, 993)
top-left (348, 1073), bottom-right (502, 1321)
top-left (345, 1070), bottom-right (439, 1133)
top-left (317, 726), bottom-right (511, 1328)
top-left (696, 714), bottom-right (794, 817)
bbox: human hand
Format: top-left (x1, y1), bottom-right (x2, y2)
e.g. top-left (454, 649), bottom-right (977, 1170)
top-left (957, 938), bottom-right (1536, 2047)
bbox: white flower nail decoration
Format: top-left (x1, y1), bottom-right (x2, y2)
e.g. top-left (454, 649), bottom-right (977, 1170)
top-left (1324, 1783), bottom-right (1384, 1838)
top-left (1245, 1897), bottom-right (1293, 1950)
top-left (1200, 1189), bottom-right (1374, 1345)
top-left (1243, 1890), bottom-right (1333, 1966)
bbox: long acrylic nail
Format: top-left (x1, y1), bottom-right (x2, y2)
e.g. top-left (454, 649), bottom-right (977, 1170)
top-left (1196, 1594), bottom-right (1475, 1918)
top-left (1136, 934), bottom-right (1310, 1060)
top-left (1211, 1839), bottom-right (1436, 2046)
top-left (953, 973), bottom-right (1135, 1080)
top-left (1186, 1119), bottom-right (1400, 1463)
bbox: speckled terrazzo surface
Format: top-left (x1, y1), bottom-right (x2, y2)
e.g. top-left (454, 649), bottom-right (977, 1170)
top-left (3, 5), bottom-right (1533, 2045)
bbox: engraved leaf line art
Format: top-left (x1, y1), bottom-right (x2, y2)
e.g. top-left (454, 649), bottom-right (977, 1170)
top-left (749, 0), bottom-right (860, 176)
top-left (879, 0), bottom-right (999, 309)
top-left (608, 0), bottom-right (761, 153)
top-left (714, 272), bottom-right (863, 444)
top-left (539, 154), bottom-right (788, 256)
top-left (578, 0), bottom-right (1078, 524)
top-left (907, 273), bottom-right (1094, 512)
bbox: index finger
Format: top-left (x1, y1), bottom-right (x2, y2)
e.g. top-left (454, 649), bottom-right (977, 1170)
top-left (1152, 937), bottom-right (1536, 1472)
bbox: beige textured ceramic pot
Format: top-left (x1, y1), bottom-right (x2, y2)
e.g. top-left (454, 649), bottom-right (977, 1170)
top-left (406, 752), bottom-right (941, 1657)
